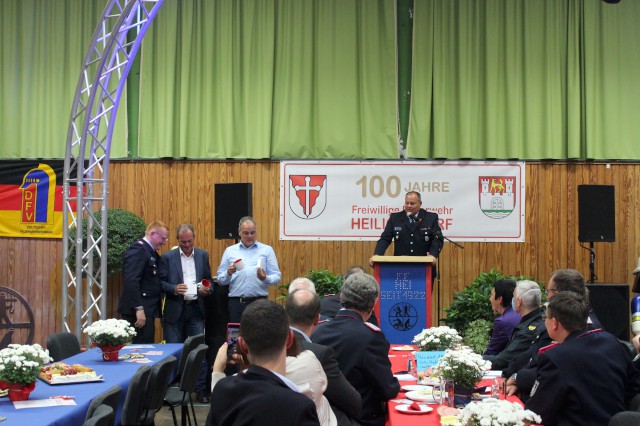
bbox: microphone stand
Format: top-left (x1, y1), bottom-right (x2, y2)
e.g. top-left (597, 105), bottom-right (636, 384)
top-left (434, 232), bottom-right (464, 325)
top-left (579, 241), bottom-right (597, 283)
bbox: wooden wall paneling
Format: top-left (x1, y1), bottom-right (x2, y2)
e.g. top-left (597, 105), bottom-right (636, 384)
top-left (5, 161), bottom-right (640, 347)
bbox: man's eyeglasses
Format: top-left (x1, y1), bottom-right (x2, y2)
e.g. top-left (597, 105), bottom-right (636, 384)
top-left (542, 313), bottom-right (552, 321)
top-left (154, 232), bottom-right (169, 242)
top-left (545, 288), bottom-right (559, 296)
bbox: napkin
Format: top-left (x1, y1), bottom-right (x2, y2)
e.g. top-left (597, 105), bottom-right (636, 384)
top-left (409, 401), bottom-right (421, 411)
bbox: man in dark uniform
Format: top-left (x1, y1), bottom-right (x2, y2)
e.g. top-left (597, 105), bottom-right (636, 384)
top-left (369, 191), bottom-right (442, 269)
top-left (504, 268), bottom-right (602, 401)
top-left (118, 220), bottom-right (169, 343)
top-left (312, 273), bottom-right (399, 426)
top-left (286, 288), bottom-right (362, 426)
top-left (526, 292), bottom-right (640, 426)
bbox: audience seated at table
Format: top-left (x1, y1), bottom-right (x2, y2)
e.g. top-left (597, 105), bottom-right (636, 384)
top-left (483, 280), bottom-right (545, 370)
top-left (286, 286), bottom-right (362, 426)
top-left (313, 272), bottom-right (399, 426)
top-left (526, 292), bottom-right (640, 425)
top-left (484, 279), bottom-right (520, 356)
top-left (504, 269), bottom-right (600, 401)
top-left (206, 300), bottom-right (320, 426)
top-left (320, 266), bottom-right (378, 326)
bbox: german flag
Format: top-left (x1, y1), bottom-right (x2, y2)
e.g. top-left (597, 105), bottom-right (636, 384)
top-left (0, 160), bottom-right (78, 238)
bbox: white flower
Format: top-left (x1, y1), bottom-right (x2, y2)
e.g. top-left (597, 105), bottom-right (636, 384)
top-left (412, 326), bottom-right (462, 351)
top-left (0, 343), bottom-right (52, 384)
top-left (458, 399), bottom-right (541, 426)
top-left (83, 318), bottom-right (136, 346)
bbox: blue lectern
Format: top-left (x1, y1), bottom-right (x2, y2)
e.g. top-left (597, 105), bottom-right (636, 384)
top-left (372, 255), bottom-right (434, 345)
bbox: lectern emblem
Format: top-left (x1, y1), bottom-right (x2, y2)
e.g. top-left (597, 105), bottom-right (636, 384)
top-left (388, 302), bottom-right (418, 332)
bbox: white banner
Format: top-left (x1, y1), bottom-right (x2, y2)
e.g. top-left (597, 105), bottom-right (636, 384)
top-left (279, 161), bottom-right (525, 242)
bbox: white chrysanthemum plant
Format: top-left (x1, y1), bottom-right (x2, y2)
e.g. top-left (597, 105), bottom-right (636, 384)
top-left (435, 349), bottom-right (492, 389)
top-left (0, 343), bottom-right (52, 385)
top-left (84, 318), bottom-right (136, 347)
top-left (412, 326), bottom-right (463, 351)
top-left (458, 398), bottom-right (541, 426)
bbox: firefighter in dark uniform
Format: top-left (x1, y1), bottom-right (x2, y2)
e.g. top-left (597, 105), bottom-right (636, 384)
top-left (117, 220), bottom-right (169, 343)
top-left (312, 273), bottom-right (400, 426)
top-left (370, 191), bottom-right (442, 272)
top-left (526, 292), bottom-right (640, 426)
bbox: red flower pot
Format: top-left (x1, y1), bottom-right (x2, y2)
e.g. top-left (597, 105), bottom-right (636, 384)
top-left (6, 382), bottom-right (36, 402)
top-left (99, 344), bottom-right (125, 361)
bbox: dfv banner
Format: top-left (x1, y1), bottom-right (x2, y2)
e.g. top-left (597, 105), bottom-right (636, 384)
top-left (280, 161), bottom-right (525, 242)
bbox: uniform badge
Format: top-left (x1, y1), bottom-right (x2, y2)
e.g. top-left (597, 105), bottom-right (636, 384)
top-left (365, 322), bottom-right (381, 332)
top-left (530, 380), bottom-right (539, 397)
top-left (528, 325), bottom-right (537, 331)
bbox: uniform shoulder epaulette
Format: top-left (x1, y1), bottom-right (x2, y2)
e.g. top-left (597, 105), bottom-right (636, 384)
top-left (136, 240), bottom-right (144, 245)
top-left (365, 322), bottom-right (381, 332)
top-left (538, 342), bottom-right (558, 355)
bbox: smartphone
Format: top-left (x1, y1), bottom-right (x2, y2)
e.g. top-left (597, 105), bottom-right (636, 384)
top-left (226, 323), bottom-right (240, 360)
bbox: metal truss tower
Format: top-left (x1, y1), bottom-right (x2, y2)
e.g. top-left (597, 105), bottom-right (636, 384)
top-left (62, 0), bottom-right (165, 341)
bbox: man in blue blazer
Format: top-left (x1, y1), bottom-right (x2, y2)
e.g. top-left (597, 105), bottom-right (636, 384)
top-left (159, 223), bottom-right (213, 402)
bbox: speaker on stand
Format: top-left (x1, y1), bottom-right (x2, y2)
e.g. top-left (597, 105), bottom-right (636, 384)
top-left (578, 185), bottom-right (615, 283)
top-left (215, 183), bottom-right (253, 240)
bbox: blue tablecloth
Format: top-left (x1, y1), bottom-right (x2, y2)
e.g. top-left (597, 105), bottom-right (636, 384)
top-left (0, 343), bottom-right (183, 426)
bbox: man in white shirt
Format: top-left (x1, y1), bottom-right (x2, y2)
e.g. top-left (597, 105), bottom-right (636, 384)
top-left (216, 216), bottom-right (282, 322)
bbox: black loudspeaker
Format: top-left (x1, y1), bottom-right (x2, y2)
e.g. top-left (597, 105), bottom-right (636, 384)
top-left (578, 185), bottom-right (615, 242)
top-left (215, 183), bottom-right (252, 239)
top-left (586, 284), bottom-right (629, 339)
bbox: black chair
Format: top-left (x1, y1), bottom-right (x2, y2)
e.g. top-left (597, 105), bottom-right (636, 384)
top-left (175, 333), bottom-right (205, 383)
top-left (83, 404), bottom-right (115, 426)
top-left (46, 332), bottom-right (81, 361)
top-left (120, 365), bottom-right (152, 426)
top-left (609, 411), bottom-right (640, 426)
top-left (164, 344), bottom-right (208, 426)
top-left (140, 355), bottom-right (178, 425)
top-left (84, 385), bottom-right (121, 423)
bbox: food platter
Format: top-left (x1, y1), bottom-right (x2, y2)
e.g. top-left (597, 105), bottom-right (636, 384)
top-left (39, 363), bottom-right (103, 385)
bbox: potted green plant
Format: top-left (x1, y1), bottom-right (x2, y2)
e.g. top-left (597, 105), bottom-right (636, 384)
top-left (68, 208), bottom-right (146, 275)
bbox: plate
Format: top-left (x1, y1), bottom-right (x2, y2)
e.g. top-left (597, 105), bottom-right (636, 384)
top-left (38, 375), bottom-right (104, 385)
top-left (395, 404), bottom-right (433, 414)
top-left (401, 384), bottom-right (432, 392)
top-left (391, 346), bottom-right (415, 351)
top-left (405, 389), bottom-right (438, 404)
top-left (418, 377), bottom-right (440, 386)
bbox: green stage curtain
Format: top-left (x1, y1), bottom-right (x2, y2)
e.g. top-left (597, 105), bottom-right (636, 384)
top-left (408, 0), bottom-right (640, 160)
top-left (136, 0), bottom-right (398, 159)
top-left (0, 0), bottom-right (127, 159)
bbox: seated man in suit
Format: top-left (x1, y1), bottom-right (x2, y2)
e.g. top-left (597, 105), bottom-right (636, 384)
top-left (526, 292), bottom-right (640, 426)
top-left (313, 273), bottom-right (399, 426)
top-left (206, 300), bottom-right (320, 426)
top-left (286, 287), bottom-right (362, 425)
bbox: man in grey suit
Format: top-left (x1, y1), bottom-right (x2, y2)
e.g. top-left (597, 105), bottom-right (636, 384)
top-left (286, 286), bottom-right (362, 426)
top-left (159, 223), bottom-right (213, 402)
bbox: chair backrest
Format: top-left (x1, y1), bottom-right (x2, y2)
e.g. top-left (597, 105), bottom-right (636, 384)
top-left (179, 344), bottom-right (208, 393)
top-left (83, 404), bottom-right (114, 426)
top-left (46, 332), bottom-right (81, 361)
top-left (140, 355), bottom-right (178, 424)
top-left (120, 365), bottom-right (151, 426)
top-left (84, 385), bottom-right (121, 422)
top-left (609, 411), bottom-right (640, 426)
top-left (177, 333), bottom-right (205, 378)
